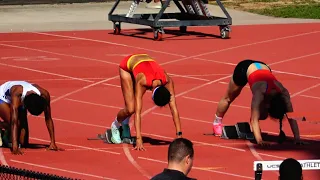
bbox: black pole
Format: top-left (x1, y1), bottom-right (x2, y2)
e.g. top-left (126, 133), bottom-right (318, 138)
top-left (255, 163), bottom-right (263, 180)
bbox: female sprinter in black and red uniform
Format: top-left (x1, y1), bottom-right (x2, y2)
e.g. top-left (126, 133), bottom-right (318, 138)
top-left (109, 54), bottom-right (182, 150)
top-left (212, 59), bottom-right (305, 146)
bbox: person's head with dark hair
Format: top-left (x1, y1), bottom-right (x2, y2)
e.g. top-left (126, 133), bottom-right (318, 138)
top-left (268, 93), bottom-right (288, 120)
top-left (279, 158), bottom-right (303, 180)
top-left (151, 138), bottom-right (195, 180)
top-left (23, 93), bottom-right (46, 116)
top-left (152, 86), bottom-right (171, 107)
top-left (167, 138), bottom-right (194, 176)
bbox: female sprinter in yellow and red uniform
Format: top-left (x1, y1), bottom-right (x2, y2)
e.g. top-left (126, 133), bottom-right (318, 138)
top-left (213, 59), bottom-right (304, 146)
top-left (110, 54), bottom-right (182, 150)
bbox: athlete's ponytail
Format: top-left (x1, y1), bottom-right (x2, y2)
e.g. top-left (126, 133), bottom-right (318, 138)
top-left (278, 116), bottom-right (286, 144)
top-left (268, 93), bottom-right (287, 144)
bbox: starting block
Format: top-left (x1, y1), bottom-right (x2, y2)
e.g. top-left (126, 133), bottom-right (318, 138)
top-left (221, 122), bottom-right (254, 140)
top-left (87, 126), bottom-right (136, 145)
top-left (105, 128), bottom-right (136, 145)
top-left (87, 130), bottom-right (136, 145)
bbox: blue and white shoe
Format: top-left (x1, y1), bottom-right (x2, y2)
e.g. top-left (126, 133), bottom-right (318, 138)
top-left (110, 122), bottom-right (122, 144)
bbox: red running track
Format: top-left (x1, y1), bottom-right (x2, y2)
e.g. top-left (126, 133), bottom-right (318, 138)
top-left (0, 23), bottom-right (320, 180)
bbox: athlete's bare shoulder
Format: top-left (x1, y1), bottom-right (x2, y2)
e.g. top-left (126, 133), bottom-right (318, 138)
top-left (31, 84), bottom-right (50, 100)
top-left (10, 85), bottom-right (23, 95)
top-left (251, 81), bottom-right (267, 94)
top-left (135, 73), bottom-right (147, 87)
top-left (273, 81), bottom-right (286, 91)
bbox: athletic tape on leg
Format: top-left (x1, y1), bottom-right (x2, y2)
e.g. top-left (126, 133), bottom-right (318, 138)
top-left (253, 159), bottom-right (320, 171)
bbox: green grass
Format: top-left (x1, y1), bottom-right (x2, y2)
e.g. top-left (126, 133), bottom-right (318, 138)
top-left (250, 3), bottom-right (320, 19)
top-left (216, 0), bottom-right (320, 19)
top-left (0, 0), bottom-right (109, 5)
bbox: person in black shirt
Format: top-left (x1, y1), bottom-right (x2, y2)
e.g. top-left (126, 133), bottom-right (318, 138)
top-left (151, 138), bottom-right (196, 180)
top-left (279, 158), bottom-right (303, 180)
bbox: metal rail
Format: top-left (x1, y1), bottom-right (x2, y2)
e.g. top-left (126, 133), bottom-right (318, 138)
top-left (108, 0), bottom-right (232, 40)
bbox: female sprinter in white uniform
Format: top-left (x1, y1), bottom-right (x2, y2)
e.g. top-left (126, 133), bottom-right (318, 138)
top-left (0, 81), bottom-right (61, 154)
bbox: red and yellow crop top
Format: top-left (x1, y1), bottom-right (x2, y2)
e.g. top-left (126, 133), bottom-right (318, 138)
top-left (248, 69), bottom-right (281, 94)
top-left (119, 54), bottom-right (167, 87)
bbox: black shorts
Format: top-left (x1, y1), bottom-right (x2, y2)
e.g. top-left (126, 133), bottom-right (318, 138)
top-left (232, 59), bottom-right (270, 86)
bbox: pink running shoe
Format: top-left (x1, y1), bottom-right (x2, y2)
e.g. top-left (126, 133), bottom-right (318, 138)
top-left (213, 123), bottom-right (222, 136)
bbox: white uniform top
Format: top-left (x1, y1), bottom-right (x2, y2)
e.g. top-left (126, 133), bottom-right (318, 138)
top-left (0, 81), bottom-right (41, 104)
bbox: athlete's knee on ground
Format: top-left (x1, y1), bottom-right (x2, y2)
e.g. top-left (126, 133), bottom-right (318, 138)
top-left (125, 106), bottom-right (135, 116)
top-left (0, 103), bottom-right (11, 124)
top-left (0, 121), bottom-right (10, 130)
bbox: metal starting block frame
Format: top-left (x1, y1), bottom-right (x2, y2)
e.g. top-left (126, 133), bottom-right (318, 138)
top-left (221, 122), bottom-right (255, 140)
top-left (108, 0), bottom-right (232, 40)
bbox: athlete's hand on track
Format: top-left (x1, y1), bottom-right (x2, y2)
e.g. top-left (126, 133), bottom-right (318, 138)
top-left (294, 139), bottom-right (309, 145)
top-left (257, 140), bottom-right (271, 147)
top-left (12, 147), bottom-right (23, 155)
top-left (47, 143), bottom-right (64, 151)
top-left (133, 138), bottom-right (145, 151)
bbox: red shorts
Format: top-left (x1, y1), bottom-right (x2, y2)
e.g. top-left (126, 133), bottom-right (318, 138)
top-left (119, 54), bottom-right (133, 72)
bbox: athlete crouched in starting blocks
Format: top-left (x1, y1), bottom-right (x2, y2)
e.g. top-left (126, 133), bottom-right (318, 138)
top-left (212, 59), bottom-right (306, 146)
top-left (109, 54), bottom-right (182, 151)
top-left (0, 81), bottom-right (61, 154)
